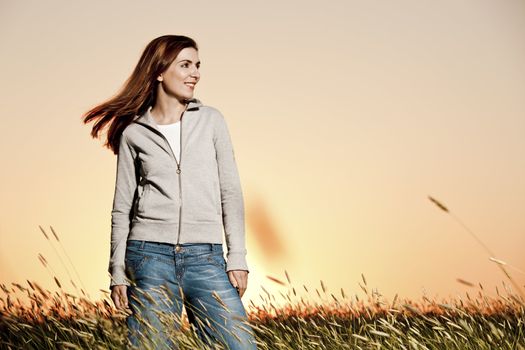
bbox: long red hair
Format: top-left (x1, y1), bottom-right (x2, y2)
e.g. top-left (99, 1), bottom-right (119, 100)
top-left (82, 35), bottom-right (198, 154)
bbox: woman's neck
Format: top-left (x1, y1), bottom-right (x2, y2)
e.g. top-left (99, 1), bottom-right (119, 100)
top-left (151, 98), bottom-right (188, 124)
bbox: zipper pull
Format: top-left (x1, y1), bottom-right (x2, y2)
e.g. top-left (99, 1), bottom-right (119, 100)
top-left (176, 163), bottom-right (181, 174)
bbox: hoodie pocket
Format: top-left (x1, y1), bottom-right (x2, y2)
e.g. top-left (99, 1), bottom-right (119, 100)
top-left (214, 180), bottom-right (221, 215)
top-left (138, 184), bottom-right (150, 213)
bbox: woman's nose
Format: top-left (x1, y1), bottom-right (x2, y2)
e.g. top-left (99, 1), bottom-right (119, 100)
top-left (191, 67), bottom-right (200, 78)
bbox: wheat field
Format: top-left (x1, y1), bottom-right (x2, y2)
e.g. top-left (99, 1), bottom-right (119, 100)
top-left (1, 271), bottom-right (524, 349)
top-left (2, 198), bottom-right (524, 349)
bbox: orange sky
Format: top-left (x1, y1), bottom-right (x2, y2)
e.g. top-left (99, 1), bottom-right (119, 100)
top-left (1, 0), bottom-right (524, 308)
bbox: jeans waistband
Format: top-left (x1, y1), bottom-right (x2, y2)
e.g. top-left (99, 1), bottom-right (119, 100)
top-left (127, 239), bottom-right (223, 253)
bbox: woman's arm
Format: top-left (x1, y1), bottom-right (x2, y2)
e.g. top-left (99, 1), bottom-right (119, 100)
top-left (109, 131), bottom-right (138, 289)
top-left (213, 111), bottom-right (249, 273)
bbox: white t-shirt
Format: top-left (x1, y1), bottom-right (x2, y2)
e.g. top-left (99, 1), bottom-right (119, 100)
top-left (156, 121), bottom-right (181, 163)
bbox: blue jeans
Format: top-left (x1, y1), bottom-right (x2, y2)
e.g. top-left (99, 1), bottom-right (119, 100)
top-left (125, 240), bottom-right (258, 350)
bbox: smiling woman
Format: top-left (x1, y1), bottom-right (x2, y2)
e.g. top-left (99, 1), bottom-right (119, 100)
top-left (153, 48), bottom-right (201, 118)
top-left (82, 35), bottom-right (258, 350)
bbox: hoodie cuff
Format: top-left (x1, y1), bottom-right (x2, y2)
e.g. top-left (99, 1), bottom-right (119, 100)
top-left (226, 252), bottom-right (249, 273)
top-left (109, 265), bottom-right (131, 289)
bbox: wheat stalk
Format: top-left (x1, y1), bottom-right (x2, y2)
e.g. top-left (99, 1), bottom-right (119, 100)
top-left (428, 195), bottom-right (525, 301)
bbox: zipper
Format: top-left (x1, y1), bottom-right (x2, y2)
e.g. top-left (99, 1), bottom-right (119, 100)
top-left (174, 104), bottom-right (188, 252)
top-left (135, 103), bottom-right (189, 253)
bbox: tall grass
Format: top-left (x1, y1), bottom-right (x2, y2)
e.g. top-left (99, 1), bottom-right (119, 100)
top-left (1, 271), bottom-right (524, 349)
top-left (1, 196), bottom-right (524, 349)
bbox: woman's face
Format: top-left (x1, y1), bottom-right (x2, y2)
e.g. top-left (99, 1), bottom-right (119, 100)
top-left (157, 47), bottom-right (201, 102)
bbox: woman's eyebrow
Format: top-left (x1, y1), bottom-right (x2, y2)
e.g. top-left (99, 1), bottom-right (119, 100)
top-left (177, 59), bottom-right (201, 64)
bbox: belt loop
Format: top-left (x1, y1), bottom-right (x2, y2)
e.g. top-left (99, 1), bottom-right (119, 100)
top-left (139, 240), bottom-right (146, 251)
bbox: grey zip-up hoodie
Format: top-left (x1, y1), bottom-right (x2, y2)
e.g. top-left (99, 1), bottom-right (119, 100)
top-left (108, 98), bottom-right (248, 288)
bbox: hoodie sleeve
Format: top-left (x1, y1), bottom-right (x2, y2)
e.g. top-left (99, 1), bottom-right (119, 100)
top-left (108, 131), bottom-right (138, 288)
top-left (213, 111), bottom-right (249, 273)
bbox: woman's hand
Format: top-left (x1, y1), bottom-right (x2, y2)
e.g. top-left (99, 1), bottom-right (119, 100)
top-left (111, 285), bottom-right (130, 311)
top-left (227, 270), bottom-right (249, 298)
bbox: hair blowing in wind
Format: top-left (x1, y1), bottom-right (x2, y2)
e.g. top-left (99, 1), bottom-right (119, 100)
top-left (81, 35), bottom-right (198, 154)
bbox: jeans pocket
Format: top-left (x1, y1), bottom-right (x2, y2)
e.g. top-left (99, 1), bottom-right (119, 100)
top-left (207, 251), bottom-right (226, 270)
top-left (125, 253), bottom-right (148, 280)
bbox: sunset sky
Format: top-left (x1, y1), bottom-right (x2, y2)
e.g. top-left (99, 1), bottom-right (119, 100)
top-left (1, 0), bottom-right (524, 308)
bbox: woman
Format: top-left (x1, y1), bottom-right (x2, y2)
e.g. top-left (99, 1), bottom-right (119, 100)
top-left (83, 35), bottom-right (258, 349)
